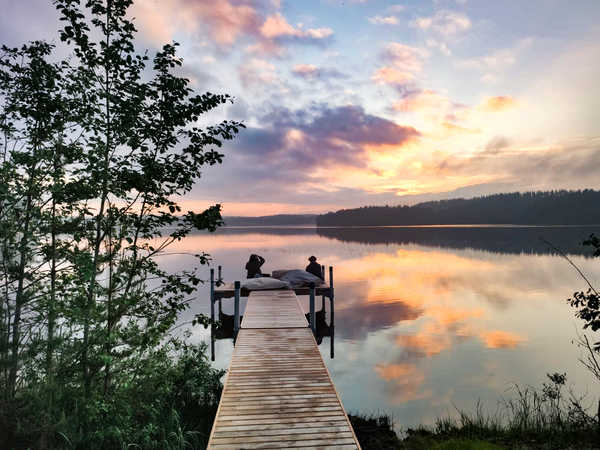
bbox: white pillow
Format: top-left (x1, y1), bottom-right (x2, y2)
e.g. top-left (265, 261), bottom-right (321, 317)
top-left (279, 270), bottom-right (325, 288)
top-left (271, 269), bottom-right (292, 279)
top-left (241, 278), bottom-right (290, 290)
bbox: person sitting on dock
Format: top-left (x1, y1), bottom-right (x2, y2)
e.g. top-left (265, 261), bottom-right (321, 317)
top-left (305, 256), bottom-right (323, 280)
top-left (245, 254), bottom-right (265, 278)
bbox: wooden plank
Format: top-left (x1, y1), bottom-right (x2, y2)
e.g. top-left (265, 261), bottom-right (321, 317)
top-left (207, 291), bottom-right (360, 449)
top-left (214, 283), bottom-right (331, 299)
top-left (240, 294), bottom-right (308, 329)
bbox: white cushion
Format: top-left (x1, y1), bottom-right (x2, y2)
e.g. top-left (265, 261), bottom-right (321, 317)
top-left (279, 270), bottom-right (325, 288)
top-left (241, 278), bottom-right (290, 290)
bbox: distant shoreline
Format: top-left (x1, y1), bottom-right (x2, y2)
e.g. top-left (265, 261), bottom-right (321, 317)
top-left (221, 223), bottom-right (600, 229)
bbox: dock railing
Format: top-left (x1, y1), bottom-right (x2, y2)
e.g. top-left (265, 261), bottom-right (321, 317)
top-left (208, 265), bottom-right (336, 361)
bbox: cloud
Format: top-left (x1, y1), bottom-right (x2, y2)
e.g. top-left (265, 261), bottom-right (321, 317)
top-left (425, 38), bottom-right (451, 55)
top-left (431, 137), bottom-right (600, 191)
top-left (456, 38), bottom-right (533, 79)
top-left (132, 1), bottom-right (333, 55)
top-left (368, 15), bottom-right (399, 25)
top-left (387, 4), bottom-right (405, 13)
top-left (392, 89), bottom-right (452, 112)
top-left (374, 363), bottom-right (428, 402)
top-left (479, 96), bottom-right (518, 112)
top-left (236, 104), bottom-right (420, 170)
top-left (337, 300), bottom-right (422, 340)
top-left (383, 43), bottom-right (428, 72)
top-left (373, 43), bottom-right (428, 89)
top-left (372, 67), bottom-right (414, 86)
top-left (292, 64), bottom-right (346, 80)
top-left (396, 334), bottom-right (450, 356)
top-left (238, 58), bottom-right (279, 87)
top-left (260, 12), bottom-right (333, 41)
top-left (458, 49), bottom-right (517, 71)
top-left (479, 330), bottom-right (525, 349)
top-left (132, 0), bottom-right (262, 47)
top-left (411, 10), bottom-right (471, 35)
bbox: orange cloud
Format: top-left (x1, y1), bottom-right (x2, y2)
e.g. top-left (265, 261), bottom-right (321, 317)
top-left (375, 362), bottom-right (416, 380)
top-left (479, 96), bottom-right (518, 112)
top-left (392, 89), bottom-right (450, 112)
top-left (441, 121), bottom-right (481, 135)
top-left (374, 363), bottom-right (429, 402)
top-left (480, 330), bottom-right (526, 349)
top-left (396, 334), bottom-right (450, 356)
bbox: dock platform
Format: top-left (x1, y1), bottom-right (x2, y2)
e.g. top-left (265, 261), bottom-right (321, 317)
top-left (207, 289), bottom-right (360, 449)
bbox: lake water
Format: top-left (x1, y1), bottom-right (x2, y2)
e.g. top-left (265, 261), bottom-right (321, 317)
top-left (160, 226), bottom-right (600, 430)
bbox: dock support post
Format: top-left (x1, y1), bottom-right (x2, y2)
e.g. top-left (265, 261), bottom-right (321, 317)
top-left (210, 268), bottom-right (215, 361)
top-left (329, 266), bottom-right (334, 359)
top-left (234, 281), bottom-right (241, 341)
top-left (309, 282), bottom-right (316, 336)
top-left (321, 265), bottom-right (326, 310)
top-left (217, 265), bottom-right (223, 313)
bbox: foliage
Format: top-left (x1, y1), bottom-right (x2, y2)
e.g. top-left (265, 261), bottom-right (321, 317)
top-left (0, 0), bottom-right (243, 447)
top-left (317, 190), bottom-right (600, 226)
top-left (567, 234), bottom-right (600, 352)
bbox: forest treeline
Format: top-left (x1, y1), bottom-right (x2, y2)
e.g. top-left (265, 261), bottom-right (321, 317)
top-left (224, 214), bottom-right (316, 226)
top-left (317, 190), bottom-right (600, 226)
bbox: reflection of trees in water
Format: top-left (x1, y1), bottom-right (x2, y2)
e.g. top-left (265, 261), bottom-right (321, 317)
top-left (317, 226), bottom-right (600, 256)
top-left (194, 226), bottom-right (600, 256)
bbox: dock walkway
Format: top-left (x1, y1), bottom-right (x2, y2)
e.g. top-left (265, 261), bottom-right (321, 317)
top-left (207, 290), bottom-right (360, 449)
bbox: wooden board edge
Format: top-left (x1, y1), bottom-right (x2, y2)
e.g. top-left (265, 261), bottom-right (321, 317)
top-left (307, 329), bottom-right (362, 450)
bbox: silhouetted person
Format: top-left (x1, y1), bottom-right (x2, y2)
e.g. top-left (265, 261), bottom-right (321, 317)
top-left (305, 256), bottom-right (323, 280)
top-left (245, 254), bottom-right (265, 278)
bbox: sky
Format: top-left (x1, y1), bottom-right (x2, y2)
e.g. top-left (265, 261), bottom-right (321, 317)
top-left (2, 0), bottom-right (600, 215)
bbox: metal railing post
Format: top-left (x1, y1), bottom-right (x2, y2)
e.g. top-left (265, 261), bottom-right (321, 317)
top-left (309, 282), bottom-right (316, 336)
top-left (329, 266), bottom-right (334, 359)
top-left (321, 264), bottom-right (326, 310)
top-left (210, 268), bottom-right (215, 361)
top-left (234, 281), bottom-right (241, 341)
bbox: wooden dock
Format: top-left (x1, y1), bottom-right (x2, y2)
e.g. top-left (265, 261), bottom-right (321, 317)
top-left (207, 289), bottom-right (360, 449)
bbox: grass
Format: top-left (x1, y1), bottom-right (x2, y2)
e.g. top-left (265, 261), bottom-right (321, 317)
top-left (348, 374), bottom-right (600, 450)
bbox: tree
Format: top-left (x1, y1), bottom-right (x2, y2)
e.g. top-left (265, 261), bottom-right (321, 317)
top-left (0, 0), bottom-right (244, 447)
top-left (567, 234), bottom-right (600, 381)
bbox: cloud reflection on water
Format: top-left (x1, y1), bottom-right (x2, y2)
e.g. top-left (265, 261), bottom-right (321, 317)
top-left (161, 227), bottom-right (598, 428)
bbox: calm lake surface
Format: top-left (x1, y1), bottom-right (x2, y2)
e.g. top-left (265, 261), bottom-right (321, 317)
top-left (161, 226), bottom-right (600, 430)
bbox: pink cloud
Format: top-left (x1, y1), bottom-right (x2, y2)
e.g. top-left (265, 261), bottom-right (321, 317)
top-left (372, 42), bottom-right (427, 89)
top-left (293, 63), bottom-right (318, 76)
top-left (132, 0), bottom-right (261, 47)
top-left (260, 12), bottom-right (333, 40)
top-left (384, 42), bottom-right (427, 72)
top-left (132, 1), bottom-right (332, 55)
top-left (372, 67), bottom-right (414, 86)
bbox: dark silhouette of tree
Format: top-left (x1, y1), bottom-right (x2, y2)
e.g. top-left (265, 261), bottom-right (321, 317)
top-left (317, 190), bottom-right (600, 226)
top-left (0, 0), bottom-right (244, 447)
